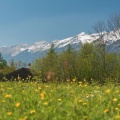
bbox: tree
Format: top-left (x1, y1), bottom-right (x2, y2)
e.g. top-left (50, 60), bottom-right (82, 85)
top-left (92, 21), bottom-right (108, 83)
top-left (92, 14), bottom-right (120, 83)
top-left (107, 12), bottom-right (120, 39)
top-left (8, 59), bottom-right (16, 71)
top-left (41, 44), bottom-right (58, 82)
top-left (0, 53), bottom-right (8, 80)
top-left (0, 52), bottom-right (7, 69)
top-left (58, 44), bottom-right (77, 81)
top-left (78, 43), bottom-right (95, 82)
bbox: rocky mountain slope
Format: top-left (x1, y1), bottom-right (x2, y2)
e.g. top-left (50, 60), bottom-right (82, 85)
top-left (0, 32), bottom-right (120, 63)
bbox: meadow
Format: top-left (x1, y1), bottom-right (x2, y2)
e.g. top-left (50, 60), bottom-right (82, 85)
top-left (0, 80), bottom-right (120, 120)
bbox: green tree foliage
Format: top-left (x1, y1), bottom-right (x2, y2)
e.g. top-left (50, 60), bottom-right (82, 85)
top-left (40, 44), bottom-right (58, 82)
top-left (0, 53), bottom-right (8, 80)
top-left (116, 52), bottom-right (120, 81)
top-left (0, 53), bottom-right (7, 69)
top-left (31, 43), bottom-right (120, 84)
top-left (58, 44), bottom-right (77, 81)
top-left (77, 43), bottom-right (95, 82)
top-left (8, 59), bottom-right (16, 72)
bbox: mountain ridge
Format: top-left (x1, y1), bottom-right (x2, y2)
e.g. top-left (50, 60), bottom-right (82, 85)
top-left (0, 32), bottom-right (120, 63)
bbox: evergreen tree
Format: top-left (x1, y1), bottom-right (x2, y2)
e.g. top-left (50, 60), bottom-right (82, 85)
top-left (0, 52), bottom-right (7, 69)
top-left (58, 44), bottom-right (77, 81)
top-left (41, 44), bottom-right (58, 82)
top-left (9, 59), bottom-right (16, 71)
top-left (78, 43), bottom-right (95, 82)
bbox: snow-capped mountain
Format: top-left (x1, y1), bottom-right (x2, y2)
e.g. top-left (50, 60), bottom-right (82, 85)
top-left (0, 32), bottom-right (120, 63)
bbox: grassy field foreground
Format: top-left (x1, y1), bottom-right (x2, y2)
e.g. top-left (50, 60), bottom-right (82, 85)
top-left (0, 81), bottom-right (120, 120)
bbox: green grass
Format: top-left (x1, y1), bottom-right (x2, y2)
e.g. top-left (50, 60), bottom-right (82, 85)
top-left (0, 81), bottom-right (120, 120)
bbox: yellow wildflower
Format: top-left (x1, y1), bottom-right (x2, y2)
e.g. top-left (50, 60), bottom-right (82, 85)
top-left (30, 110), bottom-right (36, 114)
top-left (114, 115), bottom-right (120, 119)
top-left (116, 90), bottom-right (119, 93)
top-left (35, 89), bottom-right (38, 92)
top-left (104, 109), bottom-right (109, 113)
top-left (44, 102), bottom-right (48, 106)
top-left (45, 85), bottom-right (49, 88)
top-left (19, 117), bottom-right (27, 120)
top-left (79, 81), bottom-right (82, 84)
top-left (2, 100), bottom-right (6, 103)
top-left (84, 84), bottom-right (88, 87)
top-left (22, 90), bottom-right (25, 93)
top-left (79, 81), bottom-right (82, 86)
top-left (113, 98), bottom-right (118, 102)
top-left (83, 116), bottom-right (88, 120)
top-left (96, 86), bottom-right (99, 89)
top-left (78, 100), bottom-right (83, 103)
top-left (8, 87), bottom-right (13, 90)
top-left (51, 90), bottom-right (53, 92)
top-left (7, 112), bottom-right (12, 116)
top-left (5, 94), bottom-right (11, 98)
top-left (72, 77), bottom-right (76, 82)
top-left (105, 89), bottom-right (111, 94)
top-left (118, 103), bottom-right (120, 106)
top-left (115, 108), bottom-right (119, 111)
top-left (83, 102), bottom-right (87, 106)
top-left (15, 102), bottom-right (21, 107)
top-left (40, 93), bottom-right (45, 100)
top-left (58, 98), bottom-right (62, 102)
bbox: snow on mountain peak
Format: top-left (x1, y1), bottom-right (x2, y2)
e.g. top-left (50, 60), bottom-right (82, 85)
top-left (77, 32), bottom-right (98, 44)
top-left (27, 41), bottom-right (50, 52)
top-left (0, 31), bottom-right (120, 61)
top-left (79, 32), bottom-right (86, 36)
top-left (52, 37), bottom-right (73, 48)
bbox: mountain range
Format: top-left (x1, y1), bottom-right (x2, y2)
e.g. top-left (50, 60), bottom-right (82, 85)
top-left (0, 32), bottom-right (120, 63)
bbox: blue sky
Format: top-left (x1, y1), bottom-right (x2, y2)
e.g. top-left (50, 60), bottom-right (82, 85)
top-left (0, 0), bottom-right (120, 46)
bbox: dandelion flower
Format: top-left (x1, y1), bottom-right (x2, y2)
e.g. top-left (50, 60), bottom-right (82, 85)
top-left (79, 81), bottom-right (82, 86)
top-left (5, 94), bottom-right (11, 98)
top-left (30, 110), bottom-right (36, 114)
top-left (22, 90), bottom-right (25, 93)
top-left (45, 85), bottom-right (49, 88)
top-left (78, 100), bottom-right (83, 103)
top-left (35, 89), bottom-right (38, 92)
top-left (113, 98), bottom-right (118, 102)
top-left (83, 116), bottom-right (88, 120)
top-left (58, 98), bottom-right (62, 102)
top-left (40, 93), bottom-right (45, 100)
top-left (116, 90), bottom-right (119, 93)
top-left (118, 103), bottom-right (120, 106)
top-left (96, 86), bottom-right (99, 89)
top-left (72, 77), bottom-right (76, 82)
top-left (115, 108), bottom-right (119, 111)
top-left (2, 100), bottom-right (6, 103)
top-left (105, 89), bottom-right (111, 94)
top-left (8, 87), bottom-right (13, 90)
top-left (83, 102), bottom-right (87, 106)
top-left (79, 82), bottom-right (82, 84)
top-left (104, 109), bottom-right (109, 113)
top-left (114, 115), bottom-right (120, 119)
top-left (38, 87), bottom-right (41, 90)
top-left (44, 102), bottom-right (48, 106)
top-left (15, 102), bottom-right (21, 107)
top-left (7, 112), bottom-right (12, 116)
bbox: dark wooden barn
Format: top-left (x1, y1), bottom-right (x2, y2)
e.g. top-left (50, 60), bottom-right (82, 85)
top-left (5, 67), bottom-right (33, 81)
